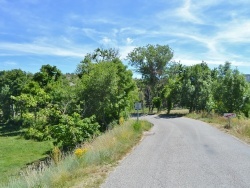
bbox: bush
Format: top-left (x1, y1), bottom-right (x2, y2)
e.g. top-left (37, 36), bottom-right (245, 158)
top-left (51, 113), bottom-right (100, 149)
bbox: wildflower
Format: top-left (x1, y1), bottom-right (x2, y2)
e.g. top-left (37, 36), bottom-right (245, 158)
top-left (74, 148), bottom-right (88, 158)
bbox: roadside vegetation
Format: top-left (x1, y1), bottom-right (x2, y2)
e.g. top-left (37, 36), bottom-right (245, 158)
top-left (1, 120), bottom-right (152, 188)
top-left (186, 112), bottom-right (250, 144)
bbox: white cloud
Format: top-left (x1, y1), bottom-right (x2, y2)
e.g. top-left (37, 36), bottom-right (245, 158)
top-left (119, 45), bottom-right (136, 59)
top-left (0, 42), bottom-right (86, 58)
top-left (175, 0), bottom-right (203, 24)
top-left (216, 20), bottom-right (250, 43)
top-left (126, 38), bottom-right (133, 45)
top-left (101, 37), bottom-right (111, 44)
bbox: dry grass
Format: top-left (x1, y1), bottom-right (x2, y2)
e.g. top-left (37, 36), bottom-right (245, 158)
top-left (186, 112), bottom-right (250, 144)
top-left (1, 120), bottom-right (152, 188)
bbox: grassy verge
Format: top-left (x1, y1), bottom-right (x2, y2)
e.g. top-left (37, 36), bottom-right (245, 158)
top-left (1, 120), bottom-right (152, 188)
top-left (0, 136), bottom-right (53, 184)
top-left (186, 112), bottom-right (250, 144)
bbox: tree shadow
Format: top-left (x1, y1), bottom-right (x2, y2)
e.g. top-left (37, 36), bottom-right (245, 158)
top-left (158, 113), bottom-right (186, 119)
top-left (0, 121), bottom-right (23, 136)
top-left (130, 113), bottom-right (147, 117)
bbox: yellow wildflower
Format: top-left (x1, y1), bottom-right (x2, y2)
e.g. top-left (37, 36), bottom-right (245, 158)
top-left (74, 148), bottom-right (88, 158)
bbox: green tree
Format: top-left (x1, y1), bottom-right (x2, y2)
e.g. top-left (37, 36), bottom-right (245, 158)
top-left (33, 64), bottom-right (62, 88)
top-left (0, 69), bottom-right (31, 121)
top-left (76, 48), bottom-right (119, 78)
top-left (78, 61), bottom-right (136, 129)
top-left (213, 62), bottom-right (249, 113)
top-left (76, 48), bottom-right (136, 129)
top-left (11, 81), bottom-right (50, 126)
top-left (127, 44), bottom-right (173, 112)
top-left (162, 62), bottom-right (184, 113)
top-left (180, 62), bottom-right (212, 113)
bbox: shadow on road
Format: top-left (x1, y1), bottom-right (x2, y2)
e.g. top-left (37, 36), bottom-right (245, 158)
top-left (130, 113), bottom-right (186, 119)
top-left (157, 113), bottom-right (186, 119)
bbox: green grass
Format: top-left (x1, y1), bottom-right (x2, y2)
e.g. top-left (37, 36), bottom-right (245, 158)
top-left (0, 136), bottom-right (53, 184)
top-left (1, 120), bottom-right (152, 188)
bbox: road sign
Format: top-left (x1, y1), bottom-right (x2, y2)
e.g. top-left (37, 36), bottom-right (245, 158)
top-left (223, 113), bottom-right (236, 128)
top-left (223, 113), bottom-right (236, 118)
top-left (134, 102), bottom-right (142, 110)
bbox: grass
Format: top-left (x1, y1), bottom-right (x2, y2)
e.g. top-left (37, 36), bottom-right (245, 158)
top-left (1, 119), bottom-right (152, 188)
top-left (186, 112), bottom-right (250, 144)
top-left (0, 123), bottom-right (53, 184)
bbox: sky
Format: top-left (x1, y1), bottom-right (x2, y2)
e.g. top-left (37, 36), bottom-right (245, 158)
top-left (1, 0), bottom-right (250, 74)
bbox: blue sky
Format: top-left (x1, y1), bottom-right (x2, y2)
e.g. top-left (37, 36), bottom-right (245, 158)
top-left (1, 0), bottom-right (250, 74)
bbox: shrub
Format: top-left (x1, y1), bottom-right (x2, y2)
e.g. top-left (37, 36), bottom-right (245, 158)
top-left (51, 113), bottom-right (100, 149)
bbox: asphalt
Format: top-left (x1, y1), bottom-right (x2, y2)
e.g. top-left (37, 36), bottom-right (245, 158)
top-left (101, 115), bottom-right (250, 188)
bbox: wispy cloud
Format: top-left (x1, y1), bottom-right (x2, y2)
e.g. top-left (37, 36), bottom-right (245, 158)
top-left (175, 0), bottom-right (203, 24)
top-left (3, 61), bottom-right (17, 66)
top-left (0, 42), bottom-right (86, 58)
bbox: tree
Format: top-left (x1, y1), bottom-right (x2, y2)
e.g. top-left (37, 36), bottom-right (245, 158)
top-left (179, 62), bottom-right (212, 113)
top-left (33, 64), bottom-right (62, 88)
top-left (0, 69), bottom-right (30, 121)
top-left (11, 81), bottom-right (50, 126)
top-left (77, 60), bottom-right (136, 129)
top-left (162, 62), bottom-right (184, 113)
top-left (213, 62), bottom-right (250, 113)
top-left (127, 44), bottom-right (173, 112)
top-left (76, 48), bottom-right (120, 78)
top-left (76, 48), bottom-right (136, 129)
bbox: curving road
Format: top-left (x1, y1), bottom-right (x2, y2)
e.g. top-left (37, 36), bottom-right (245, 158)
top-left (101, 115), bottom-right (250, 188)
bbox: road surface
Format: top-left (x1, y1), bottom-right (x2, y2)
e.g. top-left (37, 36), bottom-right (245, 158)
top-left (101, 115), bottom-right (250, 188)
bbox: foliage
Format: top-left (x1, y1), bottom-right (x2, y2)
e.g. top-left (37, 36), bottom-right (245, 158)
top-left (180, 62), bottom-right (213, 112)
top-left (127, 44), bottom-right (173, 112)
top-left (77, 49), bottom-right (136, 130)
top-left (213, 62), bottom-right (250, 114)
top-left (0, 69), bottom-right (31, 121)
top-left (51, 113), bottom-right (100, 148)
top-left (33, 64), bottom-right (62, 88)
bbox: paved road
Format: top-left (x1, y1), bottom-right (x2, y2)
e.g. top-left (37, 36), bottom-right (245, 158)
top-left (101, 115), bottom-right (250, 188)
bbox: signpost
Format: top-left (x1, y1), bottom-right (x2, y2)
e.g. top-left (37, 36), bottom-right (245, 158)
top-left (223, 113), bottom-right (236, 128)
top-left (134, 102), bottom-right (142, 121)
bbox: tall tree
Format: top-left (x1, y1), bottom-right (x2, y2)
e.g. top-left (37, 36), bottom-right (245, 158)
top-left (127, 44), bottom-right (173, 112)
top-left (0, 69), bottom-right (30, 121)
top-left (180, 62), bottom-right (212, 113)
top-left (76, 48), bottom-right (136, 129)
